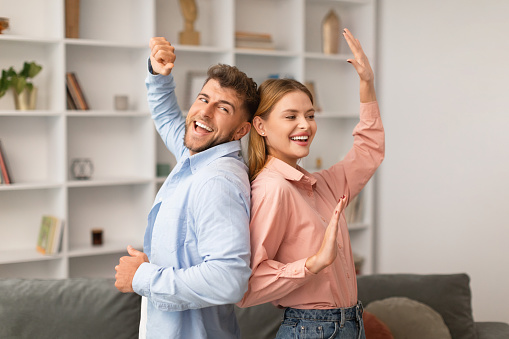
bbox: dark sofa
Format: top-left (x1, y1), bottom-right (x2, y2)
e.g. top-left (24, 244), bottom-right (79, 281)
top-left (1, 273), bottom-right (508, 338)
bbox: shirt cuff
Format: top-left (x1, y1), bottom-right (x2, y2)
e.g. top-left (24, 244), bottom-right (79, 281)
top-left (279, 258), bottom-right (316, 279)
top-left (132, 262), bottom-right (158, 297)
top-left (359, 101), bottom-right (380, 119)
top-left (146, 58), bottom-right (175, 85)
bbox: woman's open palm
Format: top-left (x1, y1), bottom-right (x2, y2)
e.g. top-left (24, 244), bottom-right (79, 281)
top-left (305, 195), bottom-right (347, 274)
top-left (343, 28), bottom-right (374, 83)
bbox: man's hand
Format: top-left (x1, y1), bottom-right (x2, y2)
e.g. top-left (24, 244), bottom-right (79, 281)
top-left (305, 195), bottom-right (347, 274)
top-left (149, 37), bottom-right (176, 76)
top-left (115, 245), bottom-right (149, 293)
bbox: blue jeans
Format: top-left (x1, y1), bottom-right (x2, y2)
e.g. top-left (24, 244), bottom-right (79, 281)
top-left (275, 301), bottom-right (366, 339)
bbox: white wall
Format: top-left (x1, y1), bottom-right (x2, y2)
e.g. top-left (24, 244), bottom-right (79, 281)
top-left (376, 0), bottom-right (509, 322)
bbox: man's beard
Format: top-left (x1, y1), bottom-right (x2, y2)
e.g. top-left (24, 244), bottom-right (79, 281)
top-left (184, 122), bottom-right (236, 154)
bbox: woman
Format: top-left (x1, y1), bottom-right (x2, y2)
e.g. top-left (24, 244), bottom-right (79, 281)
top-left (237, 29), bottom-right (385, 339)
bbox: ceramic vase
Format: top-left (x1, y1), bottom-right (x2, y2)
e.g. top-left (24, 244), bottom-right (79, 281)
top-left (322, 9), bottom-right (340, 54)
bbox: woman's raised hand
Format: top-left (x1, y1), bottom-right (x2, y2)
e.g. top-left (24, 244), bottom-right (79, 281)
top-left (305, 195), bottom-right (347, 274)
top-left (343, 28), bottom-right (376, 102)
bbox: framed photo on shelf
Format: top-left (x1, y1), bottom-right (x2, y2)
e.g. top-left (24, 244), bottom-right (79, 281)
top-left (185, 71), bottom-right (208, 110)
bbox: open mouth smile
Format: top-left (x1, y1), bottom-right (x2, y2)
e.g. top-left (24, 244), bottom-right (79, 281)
top-left (290, 136), bottom-right (309, 141)
top-left (195, 121), bottom-right (213, 132)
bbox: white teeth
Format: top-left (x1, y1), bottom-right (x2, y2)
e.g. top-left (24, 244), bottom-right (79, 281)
top-left (291, 136), bottom-right (309, 141)
top-left (196, 121), bottom-right (212, 132)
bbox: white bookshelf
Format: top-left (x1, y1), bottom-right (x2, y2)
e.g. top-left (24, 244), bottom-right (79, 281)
top-left (0, 0), bottom-right (378, 278)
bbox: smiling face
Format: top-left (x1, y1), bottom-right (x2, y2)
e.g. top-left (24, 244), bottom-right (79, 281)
top-left (253, 90), bottom-right (317, 167)
top-left (184, 79), bottom-right (251, 155)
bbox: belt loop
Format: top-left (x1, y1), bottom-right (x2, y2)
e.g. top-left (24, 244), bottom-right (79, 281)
top-left (340, 307), bottom-right (346, 328)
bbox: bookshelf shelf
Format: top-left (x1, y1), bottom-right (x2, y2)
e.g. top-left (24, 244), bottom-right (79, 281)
top-left (0, 110), bottom-right (61, 117)
top-left (304, 52), bottom-right (352, 60)
top-left (67, 242), bottom-right (143, 258)
top-left (0, 249), bottom-right (63, 265)
top-left (67, 178), bottom-right (152, 188)
top-left (234, 49), bottom-right (299, 58)
top-left (0, 0), bottom-right (378, 278)
top-left (0, 182), bottom-right (63, 191)
top-left (65, 110), bottom-right (150, 117)
top-left (0, 35), bottom-right (61, 44)
top-left (348, 222), bottom-right (369, 231)
top-left (64, 38), bottom-right (147, 49)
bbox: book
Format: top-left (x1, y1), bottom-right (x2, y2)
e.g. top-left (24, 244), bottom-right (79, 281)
top-left (66, 72), bottom-right (89, 110)
top-left (70, 73), bottom-right (89, 110)
top-left (36, 215), bottom-right (64, 255)
top-left (235, 31), bottom-right (273, 41)
top-left (66, 86), bottom-right (77, 110)
top-left (0, 139), bottom-right (12, 184)
top-left (36, 216), bottom-right (53, 254)
top-left (49, 217), bottom-right (64, 254)
top-left (235, 40), bottom-right (275, 50)
top-left (65, 0), bottom-right (80, 39)
top-left (235, 31), bottom-right (275, 50)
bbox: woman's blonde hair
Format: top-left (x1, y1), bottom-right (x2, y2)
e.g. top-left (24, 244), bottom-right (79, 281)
top-left (248, 78), bottom-right (313, 181)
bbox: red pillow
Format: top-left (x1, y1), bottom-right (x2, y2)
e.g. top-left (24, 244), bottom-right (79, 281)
top-left (363, 310), bottom-right (394, 339)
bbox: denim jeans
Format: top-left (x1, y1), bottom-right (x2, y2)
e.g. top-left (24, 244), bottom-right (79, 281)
top-left (275, 301), bottom-right (366, 339)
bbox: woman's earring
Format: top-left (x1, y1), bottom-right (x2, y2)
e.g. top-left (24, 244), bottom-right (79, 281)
top-left (261, 132), bottom-right (265, 136)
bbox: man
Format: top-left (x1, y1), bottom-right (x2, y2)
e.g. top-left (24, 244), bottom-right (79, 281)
top-left (114, 37), bottom-right (260, 339)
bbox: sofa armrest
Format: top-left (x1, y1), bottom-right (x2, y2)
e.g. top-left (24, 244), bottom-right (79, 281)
top-left (475, 321), bottom-right (509, 339)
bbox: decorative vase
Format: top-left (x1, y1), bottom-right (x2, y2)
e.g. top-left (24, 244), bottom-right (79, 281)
top-left (13, 87), bottom-right (38, 110)
top-left (322, 9), bottom-right (340, 54)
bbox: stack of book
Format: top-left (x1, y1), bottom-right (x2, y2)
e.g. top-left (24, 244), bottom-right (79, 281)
top-left (36, 215), bottom-right (64, 255)
top-left (66, 72), bottom-right (90, 110)
top-left (235, 31), bottom-right (275, 50)
top-left (0, 139), bottom-right (13, 185)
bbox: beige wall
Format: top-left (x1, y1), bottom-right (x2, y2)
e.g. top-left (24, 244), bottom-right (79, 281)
top-left (376, 0), bottom-right (509, 322)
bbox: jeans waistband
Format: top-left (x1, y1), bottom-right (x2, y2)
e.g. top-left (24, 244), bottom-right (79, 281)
top-left (283, 301), bottom-right (364, 322)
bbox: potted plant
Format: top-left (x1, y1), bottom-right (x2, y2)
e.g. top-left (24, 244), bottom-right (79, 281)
top-left (0, 61), bottom-right (43, 110)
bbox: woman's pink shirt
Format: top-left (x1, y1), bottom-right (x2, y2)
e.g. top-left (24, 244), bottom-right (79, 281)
top-left (238, 101), bottom-right (385, 309)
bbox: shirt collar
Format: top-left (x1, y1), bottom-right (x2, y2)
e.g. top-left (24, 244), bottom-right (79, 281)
top-left (186, 140), bottom-right (244, 173)
top-left (265, 156), bottom-right (317, 186)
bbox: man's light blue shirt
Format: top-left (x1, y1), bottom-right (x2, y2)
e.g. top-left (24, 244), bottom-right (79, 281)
top-left (132, 71), bottom-right (251, 339)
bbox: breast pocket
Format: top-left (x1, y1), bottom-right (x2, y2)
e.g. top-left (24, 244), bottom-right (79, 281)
top-left (152, 206), bottom-right (187, 257)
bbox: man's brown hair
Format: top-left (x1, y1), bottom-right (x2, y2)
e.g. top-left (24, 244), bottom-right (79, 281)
top-left (206, 64), bottom-right (260, 122)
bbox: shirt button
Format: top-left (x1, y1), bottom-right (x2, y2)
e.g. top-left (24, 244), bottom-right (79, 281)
top-left (307, 192), bottom-right (312, 197)
top-left (281, 267), bottom-right (286, 271)
top-left (347, 273), bottom-right (350, 278)
top-left (321, 217), bottom-right (326, 222)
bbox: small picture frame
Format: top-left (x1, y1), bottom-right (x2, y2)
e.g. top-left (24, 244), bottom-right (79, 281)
top-left (185, 71), bottom-right (208, 110)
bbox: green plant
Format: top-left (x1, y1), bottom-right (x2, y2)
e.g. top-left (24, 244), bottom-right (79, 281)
top-left (0, 61), bottom-right (43, 98)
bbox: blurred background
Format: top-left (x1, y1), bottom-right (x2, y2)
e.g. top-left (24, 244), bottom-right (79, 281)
top-left (376, 0), bottom-right (509, 323)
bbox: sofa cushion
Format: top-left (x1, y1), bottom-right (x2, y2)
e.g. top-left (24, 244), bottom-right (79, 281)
top-left (0, 278), bottom-right (141, 339)
top-left (366, 297), bottom-right (451, 339)
top-left (363, 310), bottom-right (394, 339)
top-left (357, 273), bottom-right (477, 339)
top-left (235, 303), bottom-right (284, 339)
